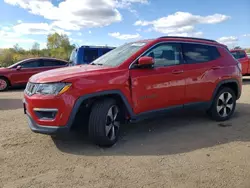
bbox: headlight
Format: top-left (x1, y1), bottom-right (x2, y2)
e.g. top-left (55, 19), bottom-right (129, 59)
top-left (35, 83), bottom-right (71, 95)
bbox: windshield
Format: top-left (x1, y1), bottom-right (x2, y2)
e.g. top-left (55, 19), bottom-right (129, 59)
top-left (69, 48), bottom-right (78, 65)
top-left (8, 59), bottom-right (26, 68)
top-left (90, 42), bottom-right (147, 67)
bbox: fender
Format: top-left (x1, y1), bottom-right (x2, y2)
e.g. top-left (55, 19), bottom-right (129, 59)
top-left (210, 78), bottom-right (241, 105)
top-left (65, 90), bottom-right (135, 129)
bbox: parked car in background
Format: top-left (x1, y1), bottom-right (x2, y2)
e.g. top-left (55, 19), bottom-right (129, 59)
top-left (230, 49), bottom-right (250, 76)
top-left (0, 57), bottom-right (68, 91)
top-left (247, 53), bottom-right (250, 58)
top-left (24, 36), bottom-right (242, 147)
top-left (69, 45), bottom-right (115, 66)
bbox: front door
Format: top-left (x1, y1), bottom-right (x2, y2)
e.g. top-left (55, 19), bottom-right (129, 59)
top-left (10, 59), bottom-right (42, 84)
top-left (129, 43), bottom-right (186, 114)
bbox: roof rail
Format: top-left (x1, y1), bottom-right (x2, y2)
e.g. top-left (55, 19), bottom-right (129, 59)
top-left (159, 36), bottom-right (218, 43)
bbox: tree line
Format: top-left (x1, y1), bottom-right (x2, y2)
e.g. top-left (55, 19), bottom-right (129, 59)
top-left (234, 46), bottom-right (250, 53)
top-left (0, 34), bottom-right (250, 67)
top-left (0, 33), bottom-right (75, 67)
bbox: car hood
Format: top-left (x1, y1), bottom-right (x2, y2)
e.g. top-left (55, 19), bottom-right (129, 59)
top-left (29, 65), bottom-right (114, 83)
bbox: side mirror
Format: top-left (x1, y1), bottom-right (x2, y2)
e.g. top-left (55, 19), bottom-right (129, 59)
top-left (138, 56), bottom-right (154, 67)
top-left (16, 65), bottom-right (22, 70)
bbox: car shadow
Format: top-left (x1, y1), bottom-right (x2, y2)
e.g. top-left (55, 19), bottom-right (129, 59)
top-left (8, 85), bottom-right (26, 91)
top-left (52, 102), bottom-right (250, 156)
top-left (243, 77), bottom-right (250, 85)
top-left (0, 98), bottom-right (23, 110)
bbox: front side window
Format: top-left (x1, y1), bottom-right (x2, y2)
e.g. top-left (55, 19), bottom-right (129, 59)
top-left (183, 43), bottom-right (220, 64)
top-left (143, 43), bottom-right (182, 67)
top-left (21, 60), bottom-right (41, 68)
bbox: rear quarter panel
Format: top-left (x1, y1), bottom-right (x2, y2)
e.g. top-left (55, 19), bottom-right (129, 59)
top-left (212, 47), bottom-right (242, 98)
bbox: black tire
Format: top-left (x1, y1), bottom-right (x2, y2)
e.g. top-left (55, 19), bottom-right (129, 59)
top-left (207, 87), bottom-right (236, 121)
top-left (0, 77), bottom-right (9, 91)
top-left (89, 98), bottom-right (121, 147)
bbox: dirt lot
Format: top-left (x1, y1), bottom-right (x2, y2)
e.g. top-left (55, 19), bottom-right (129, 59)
top-left (1, 79), bottom-right (250, 188)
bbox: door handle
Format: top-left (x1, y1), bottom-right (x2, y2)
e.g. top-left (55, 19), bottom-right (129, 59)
top-left (211, 66), bottom-right (222, 70)
top-left (172, 70), bottom-right (184, 74)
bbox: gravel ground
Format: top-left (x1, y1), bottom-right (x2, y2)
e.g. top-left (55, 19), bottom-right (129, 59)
top-left (1, 79), bottom-right (250, 188)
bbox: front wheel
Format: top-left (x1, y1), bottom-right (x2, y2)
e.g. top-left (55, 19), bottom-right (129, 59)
top-left (89, 99), bottom-right (121, 147)
top-left (208, 87), bottom-right (236, 121)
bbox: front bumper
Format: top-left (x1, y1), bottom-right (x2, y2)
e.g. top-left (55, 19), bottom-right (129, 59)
top-left (26, 112), bottom-right (70, 135)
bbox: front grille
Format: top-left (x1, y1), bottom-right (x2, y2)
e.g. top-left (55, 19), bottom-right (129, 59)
top-left (25, 82), bottom-right (38, 96)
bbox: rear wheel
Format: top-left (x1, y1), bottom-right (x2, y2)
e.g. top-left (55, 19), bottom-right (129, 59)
top-left (0, 77), bottom-right (9, 91)
top-left (89, 99), bottom-right (121, 147)
top-left (208, 87), bottom-right (236, 121)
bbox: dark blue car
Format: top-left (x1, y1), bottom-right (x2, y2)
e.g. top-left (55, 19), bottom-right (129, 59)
top-left (69, 45), bottom-right (115, 66)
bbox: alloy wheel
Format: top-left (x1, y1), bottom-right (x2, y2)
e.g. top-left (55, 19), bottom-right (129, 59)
top-left (217, 92), bottom-right (234, 117)
top-left (105, 105), bottom-right (120, 141)
top-left (0, 79), bottom-right (7, 91)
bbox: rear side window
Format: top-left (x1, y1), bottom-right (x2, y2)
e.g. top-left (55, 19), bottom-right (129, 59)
top-left (84, 49), bottom-right (99, 63)
top-left (43, 60), bottom-right (67, 67)
top-left (231, 51), bottom-right (246, 59)
top-left (183, 43), bottom-right (220, 64)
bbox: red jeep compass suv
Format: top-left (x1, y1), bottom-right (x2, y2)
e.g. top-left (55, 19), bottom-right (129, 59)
top-left (23, 36), bottom-right (242, 147)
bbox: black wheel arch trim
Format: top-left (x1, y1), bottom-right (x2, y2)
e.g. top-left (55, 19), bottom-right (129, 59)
top-left (211, 79), bottom-right (241, 104)
top-left (66, 80), bottom-right (241, 129)
top-left (66, 90), bottom-right (135, 129)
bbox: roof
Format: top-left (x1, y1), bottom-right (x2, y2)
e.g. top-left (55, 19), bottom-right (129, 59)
top-left (23, 57), bottom-right (68, 62)
top-left (159, 36), bottom-right (218, 43)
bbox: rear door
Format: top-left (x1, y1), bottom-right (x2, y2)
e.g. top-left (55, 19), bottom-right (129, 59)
top-left (182, 43), bottom-right (222, 104)
top-left (41, 59), bottom-right (68, 71)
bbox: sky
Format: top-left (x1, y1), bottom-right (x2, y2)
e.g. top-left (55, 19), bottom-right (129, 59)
top-left (0, 0), bottom-right (249, 50)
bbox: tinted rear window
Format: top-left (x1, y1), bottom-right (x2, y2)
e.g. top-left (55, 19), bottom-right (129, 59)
top-left (43, 60), bottom-right (67, 67)
top-left (231, 51), bottom-right (247, 59)
top-left (183, 43), bottom-right (220, 64)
